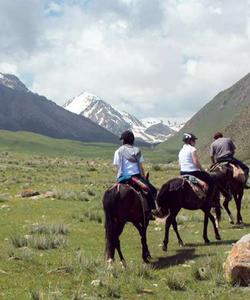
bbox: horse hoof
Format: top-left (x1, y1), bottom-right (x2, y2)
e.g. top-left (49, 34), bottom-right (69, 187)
top-left (120, 260), bottom-right (127, 268)
top-left (143, 258), bottom-right (150, 264)
top-left (204, 239), bottom-right (210, 244)
top-left (162, 245), bottom-right (168, 252)
top-left (216, 235), bottom-right (221, 241)
top-left (229, 220), bottom-right (234, 224)
top-left (179, 241), bottom-right (184, 247)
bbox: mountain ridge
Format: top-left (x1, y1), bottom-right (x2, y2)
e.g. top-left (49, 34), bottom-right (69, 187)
top-left (0, 73), bottom-right (117, 144)
top-left (63, 92), bottom-right (178, 144)
top-left (158, 72), bottom-right (250, 162)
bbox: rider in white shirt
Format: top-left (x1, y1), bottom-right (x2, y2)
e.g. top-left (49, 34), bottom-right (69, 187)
top-left (179, 133), bottom-right (215, 206)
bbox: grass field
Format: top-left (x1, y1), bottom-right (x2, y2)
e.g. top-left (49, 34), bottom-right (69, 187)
top-left (0, 148), bottom-right (250, 299)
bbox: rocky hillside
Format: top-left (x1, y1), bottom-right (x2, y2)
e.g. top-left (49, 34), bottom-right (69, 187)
top-left (0, 73), bottom-right (117, 143)
top-left (158, 72), bottom-right (250, 162)
top-left (63, 92), bottom-right (176, 144)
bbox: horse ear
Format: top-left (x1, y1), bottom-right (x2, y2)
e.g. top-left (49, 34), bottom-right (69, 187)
top-left (146, 172), bottom-right (149, 180)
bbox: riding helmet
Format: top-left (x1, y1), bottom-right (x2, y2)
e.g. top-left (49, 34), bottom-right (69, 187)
top-left (182, 133), bottom-right (197, 142)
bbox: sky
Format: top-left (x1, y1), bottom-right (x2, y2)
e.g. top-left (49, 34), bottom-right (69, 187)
top-left (1, 0), bottom-right (250, 120)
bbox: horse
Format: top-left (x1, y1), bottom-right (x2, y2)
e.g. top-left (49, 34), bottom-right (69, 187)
top-left (155, 171), bottom-right (226, 252)
top-left (103, 182), bottom-right (151, 267)
top-left (210, 163), bottom-right (245, 225)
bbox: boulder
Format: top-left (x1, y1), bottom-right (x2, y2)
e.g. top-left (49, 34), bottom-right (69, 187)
top-left (21, 189), bottom-right (40, 198)
top-left (224, 234), bottom-right (250, 286)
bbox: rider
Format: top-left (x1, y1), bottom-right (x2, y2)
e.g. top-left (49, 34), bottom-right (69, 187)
top-left (210, 132), bottom-right (249, 188)
top-left (178, 133), bottom-right (215, 206)
top-left (113, 130), bottom-right (157, 216)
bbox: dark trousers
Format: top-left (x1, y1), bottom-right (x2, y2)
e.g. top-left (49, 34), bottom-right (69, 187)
top-left (119, 174), bottom-right (156, 209)
top-left (217, 156), bottom-right (249, 177)
top-left (133, 175), bottom-right (157, 209)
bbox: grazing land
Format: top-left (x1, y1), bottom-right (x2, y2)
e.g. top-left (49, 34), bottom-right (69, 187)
top-left (0, 149), bottom-right (250, 299)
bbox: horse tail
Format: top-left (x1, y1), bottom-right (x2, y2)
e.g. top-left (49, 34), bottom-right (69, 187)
top-left (103, 186), bottom-right (119, 259)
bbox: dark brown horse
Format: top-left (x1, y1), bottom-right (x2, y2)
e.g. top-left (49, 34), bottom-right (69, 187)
top-left (210, 163), bottom-right (245, 225)
top-left (103, 183), bottom-right (151, 267)
top-left (156, 172), bottom-right (225, 252)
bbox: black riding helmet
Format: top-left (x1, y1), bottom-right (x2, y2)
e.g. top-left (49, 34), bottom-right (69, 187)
top-left (182, 133), bottom-right (197, 143)
top-left (119, 130), bottom-right (135, 145)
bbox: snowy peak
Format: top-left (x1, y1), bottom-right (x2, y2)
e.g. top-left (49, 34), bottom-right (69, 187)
top-left (121, 111), bottom-right (145, 128)
top-left (63, 92), bottom-right (130, 136)
top-left (141, 117), bottom-right (186, 132)
top-left (63, 91), bottom-right (185, 144)
top-left (0, 73), bottom-right (29, 92)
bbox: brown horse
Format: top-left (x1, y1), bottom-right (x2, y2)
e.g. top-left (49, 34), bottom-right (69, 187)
top-left (156, 176), bottom-right (222, 252)
top-left (103, 183), bottom-right (151, 266)
top-left (210, 163), bottom-right (245, 225)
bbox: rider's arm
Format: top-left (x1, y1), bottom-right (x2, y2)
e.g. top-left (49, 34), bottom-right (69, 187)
top-left (140, 163), bottom-right (146, 178)
top-left (192, 150), bottom-right (203, 171)
top-left (210, 144), bottom-right (215, 164)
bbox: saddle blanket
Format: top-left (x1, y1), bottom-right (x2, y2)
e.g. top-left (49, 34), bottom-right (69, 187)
top-left (182, 175), bottom-right (208, 200)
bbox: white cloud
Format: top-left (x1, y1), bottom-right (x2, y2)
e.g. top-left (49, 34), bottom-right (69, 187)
top-left (1, 0), bottom-right (250, 119)
top-left (0, 63), bottom-right (18, 74)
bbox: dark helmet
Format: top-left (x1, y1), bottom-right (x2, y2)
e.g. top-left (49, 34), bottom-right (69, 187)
top-left (213, 132), bottom-right (223, 140)
top-left (119, 130), bottom-right (135, 145)
top-left (182, 132), bottom-right (197, 143)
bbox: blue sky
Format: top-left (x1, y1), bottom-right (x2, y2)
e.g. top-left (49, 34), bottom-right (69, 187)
top-left (1, 0), bottom-right (250, 120)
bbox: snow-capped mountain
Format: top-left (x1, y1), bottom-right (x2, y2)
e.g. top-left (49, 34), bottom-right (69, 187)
top-left (63, 92), bottom-right (181, 144)
top-left (0, 73), bottom-right (29, 92)
top-left (141, 117), bottom-right (186, 132)
top-left (63, 92), bottom-right (130, 136)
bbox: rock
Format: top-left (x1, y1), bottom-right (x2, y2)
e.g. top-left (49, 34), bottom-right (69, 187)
top-left (21, 189), bottom-right (40, 198)
top-left (91, 279), bottom-right (102, 287)
top-left (224, 234), bottom-right (250, 286)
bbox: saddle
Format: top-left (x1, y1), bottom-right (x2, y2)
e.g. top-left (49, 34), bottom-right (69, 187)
top-left (182, 175), bottom-right (208, 200)
top-left (211, 162), bottom-right (245, 183)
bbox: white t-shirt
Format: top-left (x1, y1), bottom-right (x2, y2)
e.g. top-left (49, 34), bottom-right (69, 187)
top-left (178, 144), bottom-right (199, 172)
top-left (113, 148), bottom-right (144, 178)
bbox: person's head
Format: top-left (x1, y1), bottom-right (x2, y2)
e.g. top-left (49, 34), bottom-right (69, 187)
top-left (213, 132), bottom-right (223, 140)
top-left (119, 130), bottom-right (135, 145)
top-left (182, 133), bottom-right (197, 145)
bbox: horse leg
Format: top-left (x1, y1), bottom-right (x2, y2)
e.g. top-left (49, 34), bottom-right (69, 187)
top-left (106, 230), bottom-right (117, 268)
top-left (163, 210), bottom-right (177, 252)
top-left (172, 217), bottom-right (184, 247)
top-left (202, 209), bottom-right (210, 244)
top-left (235, 191), bottom-right (243, 224)
top-left (223, 196), bottom-right (234, 224)
top-left (115, 223), bottom-right (127, 267)
top-left (208, 211), bottom-right (221, 240)
top-left (133, 221), bottom-right (151, 262)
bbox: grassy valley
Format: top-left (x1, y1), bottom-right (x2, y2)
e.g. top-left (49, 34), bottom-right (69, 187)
top-left (0, 144), bottom-right (250, 299)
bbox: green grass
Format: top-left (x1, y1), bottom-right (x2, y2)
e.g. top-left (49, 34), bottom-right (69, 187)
top-left (0, 149), bottom-right (250, 299)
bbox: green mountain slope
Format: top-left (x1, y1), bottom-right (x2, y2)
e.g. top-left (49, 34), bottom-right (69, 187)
top-left (0, 130), bottom-right (117, 159)
top-left (158, 73), bottom-right (250, 162)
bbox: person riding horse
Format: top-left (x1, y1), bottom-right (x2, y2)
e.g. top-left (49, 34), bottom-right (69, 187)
top-left (178, 133), bottom-right (215, 206)
top-left (210, 132), bottom-right (249, 188)
top-left (113, 130), bottom-right (157, 219)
